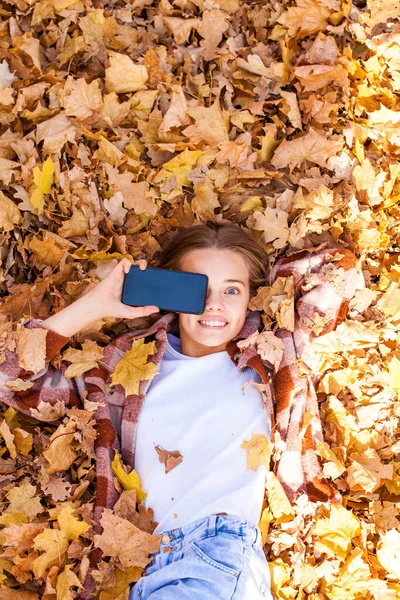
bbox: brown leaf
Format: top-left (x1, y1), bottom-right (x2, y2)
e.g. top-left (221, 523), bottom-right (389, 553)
top-left (94, 509), bottom-right (162, 568)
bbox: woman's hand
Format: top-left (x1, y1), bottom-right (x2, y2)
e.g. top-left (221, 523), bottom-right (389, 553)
top-left (42, 259), bottom-right (159, 338)
top-left (86, 258), bottom-right (159, 321)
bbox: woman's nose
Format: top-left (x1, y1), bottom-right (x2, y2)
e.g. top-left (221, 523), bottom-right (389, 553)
top-left (205, 291), bottom-right (224, 310)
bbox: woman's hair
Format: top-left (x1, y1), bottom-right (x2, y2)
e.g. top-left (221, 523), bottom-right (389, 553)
top-left (154, 221), bottom-right (270, 299)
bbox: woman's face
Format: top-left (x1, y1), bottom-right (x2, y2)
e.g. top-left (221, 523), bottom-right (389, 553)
top-left (178, 248), bottom-right (251, 358)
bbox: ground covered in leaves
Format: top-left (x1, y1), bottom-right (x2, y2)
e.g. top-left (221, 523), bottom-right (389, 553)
top-left (0, 0), bottom-right (400, 598)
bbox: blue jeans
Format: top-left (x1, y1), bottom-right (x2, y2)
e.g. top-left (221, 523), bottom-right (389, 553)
top-left (129, 513), bottom-right (273, 599)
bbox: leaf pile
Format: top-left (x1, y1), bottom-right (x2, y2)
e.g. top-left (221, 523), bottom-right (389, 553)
top-left (0, 0), bottom-right (400, 597)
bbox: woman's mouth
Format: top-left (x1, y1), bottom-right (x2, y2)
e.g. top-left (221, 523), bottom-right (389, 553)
top-left (198, 320), bottom-right (228, 329)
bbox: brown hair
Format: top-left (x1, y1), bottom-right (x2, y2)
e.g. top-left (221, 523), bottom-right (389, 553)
top-left (154, 221), bottom-right (270, 299)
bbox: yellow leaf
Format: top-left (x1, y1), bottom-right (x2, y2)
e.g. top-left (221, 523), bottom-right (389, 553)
top-left (43, 421), bottom-right (77, 474)
top-left (0, 512), bottom-right (29, 526)
top-left (14, 428), bottom-right (33, 456)
top-left (7, 483), bottom-right (42, 520)
top-left (17, 327), bottom-right (47, 375)
top-left (311, 504), bottom-right (360, 560)
top-left (105, 51), bottom-right (148, 94)
top-left (0, 420), bottom-right (16, 459)
top-left (33, 505), bottom-right (89, 578)
top-left (0, 190), bottom-right (21, 232)
top-left (63, 340), bottom-right (104, 378)
top-left (241, 433), bottom-right (272, 471)
top-left (56, 564), bottom-right (82, 600)
top-left (112, 451), bottom-right (147, 503)
top-left (265, 472), bottom-right (295, 524)
top-left (383, 355), bottom-right (400, 390)
top-left (111, 338), bottom-right (158, 397)
top-left (376, 529), bottom-right (400, 580)
top-left (30, 157), bottom-right (54, 215)
top-left (99, 566), bottom-right (142, 600)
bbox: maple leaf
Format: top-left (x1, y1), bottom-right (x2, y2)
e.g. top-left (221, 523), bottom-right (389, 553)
top-left (105, 51), bottom-right (148, 94)
top-left (6, 483), bottom-right (43, 520)
top-left (241, 433), bottom-right (272, 471)
top-left (111, 338), bottom-right (158, 396)
top-left (63, 339), bottom-right (104, 378)
top-left (62, 76), bottom-right (103, 120)
top-left (271, 128), bottom-right (343, 171)
top-left (29, 157), bottom-right (54, 215)
top-left (265, 472), bottom-right (295, 524)
top-left (0, 191), bottom-right (21, 231)
top-left (376, 529), bottom-right (400, 580)
top-left (56, 564), bottom-right (82, 600)
top-left (94, 509), bottom-right (162, 569)
top-left (16, 327), bottom-right (47, 375)
top-left (183, 97), bottom-right (229, 146)
top-left (111, 451), bottom-right (147, 503)
top-left (43, 421), bottom-right (77, 474)
top-left (311, 505), bottom-right (361, 560)
top-left (32, 505), bottom-right (89, 578)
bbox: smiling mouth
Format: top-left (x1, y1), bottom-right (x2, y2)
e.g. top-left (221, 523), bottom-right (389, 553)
top-left (198, 321), bottom-right (228, 329)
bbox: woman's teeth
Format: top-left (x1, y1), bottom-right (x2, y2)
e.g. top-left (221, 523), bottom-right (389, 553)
top-left (199, 321), bottom-right (227, 328)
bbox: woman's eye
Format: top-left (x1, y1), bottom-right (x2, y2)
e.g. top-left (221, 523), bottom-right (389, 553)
top-left (226, 288), bottom-right (239, 295)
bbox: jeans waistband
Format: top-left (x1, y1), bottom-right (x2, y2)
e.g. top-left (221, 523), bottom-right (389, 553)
top-left (158, 514), bottom-right (263, 550)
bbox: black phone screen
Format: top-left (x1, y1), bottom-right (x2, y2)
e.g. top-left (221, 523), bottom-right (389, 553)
top-left (121, 265), bottom-right (209, 315)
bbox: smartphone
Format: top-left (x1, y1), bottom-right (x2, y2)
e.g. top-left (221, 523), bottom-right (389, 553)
top-left (121, 265), bottom-right (209, 315)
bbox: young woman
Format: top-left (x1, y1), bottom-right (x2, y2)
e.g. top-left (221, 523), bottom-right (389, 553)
top-left (3, 222), bottom-right (273, 599)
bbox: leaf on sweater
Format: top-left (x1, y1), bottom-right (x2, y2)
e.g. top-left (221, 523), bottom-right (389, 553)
top-left (63, 340), bottom-right (104, 377)
top-left (111, 451), bottom-right (147, 503)
top-left (17, 328), bottom-right (47, 375)
top-left (154, 444), bottom-right (183, 474)
top-left (241, 432), bottom-right (272, 471)
top-left (43, 421), bottom-right (77, 474)
top-left (94, 509), bottom-right (162, 569)
top-left (111, 338), bottom-right (158, 397)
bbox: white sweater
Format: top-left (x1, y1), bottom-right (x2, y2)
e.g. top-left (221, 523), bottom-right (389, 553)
top-left (134, 333), bottom-right (271, 535)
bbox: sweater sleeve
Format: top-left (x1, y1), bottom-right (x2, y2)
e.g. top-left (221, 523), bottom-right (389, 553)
top-left (269, 243), bottom-right (365, 505)
top-left (0, 318), bottom-right (84, 422)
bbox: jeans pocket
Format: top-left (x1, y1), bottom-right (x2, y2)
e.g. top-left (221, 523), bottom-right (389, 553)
top-left (189, 533), bottom-right (243, 578)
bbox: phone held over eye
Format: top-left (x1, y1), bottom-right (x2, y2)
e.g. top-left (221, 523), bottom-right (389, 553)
top-left (121, 265), bottom-right (209, 315)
